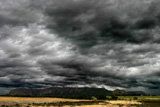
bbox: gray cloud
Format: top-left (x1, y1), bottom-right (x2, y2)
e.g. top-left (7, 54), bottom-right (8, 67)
top-left (0, 0), bottom-right (43, 27)
top-left (0, 0), bottom-right (160, 95)
top-left (43, 0), bottom-right (160, 46)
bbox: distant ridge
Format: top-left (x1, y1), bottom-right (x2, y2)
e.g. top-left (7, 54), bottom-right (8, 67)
top-left (8, 87), bottom-right (146, 97)
top-left (8, 87), bottom-right (111, 97)
top-left (112, 89), bottom-right (146, 96)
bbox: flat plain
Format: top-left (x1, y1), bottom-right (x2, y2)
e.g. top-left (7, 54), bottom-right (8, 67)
top-left (0, 96), bottom-right (160, 107)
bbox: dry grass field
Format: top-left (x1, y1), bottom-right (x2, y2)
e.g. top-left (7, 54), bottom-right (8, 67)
top-left (0, 96), bottom-right (160, 107)
top-left (0, 97), bottom-right (88, 106)
top-left (0, 97), bottom-right (84, 102)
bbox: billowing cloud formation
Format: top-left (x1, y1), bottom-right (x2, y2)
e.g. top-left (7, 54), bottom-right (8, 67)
top-left (0, 0), bottom-right (160, 95)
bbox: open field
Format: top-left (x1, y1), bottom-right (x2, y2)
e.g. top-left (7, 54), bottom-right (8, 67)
top-left (0, 97), bottom-right (86, 102)
top-left (118, 96), bottom-right (160, 101)
top-left (0, 97), bottom-right (89, 106)
top-left (0, 96), bottom-right (160, 107)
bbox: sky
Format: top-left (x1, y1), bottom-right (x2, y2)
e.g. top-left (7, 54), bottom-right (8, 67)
top-left (0, 0), bottom-right (160, 95)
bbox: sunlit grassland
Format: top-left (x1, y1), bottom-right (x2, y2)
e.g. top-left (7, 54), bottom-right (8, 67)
top-left (0, 96), bottom-right (160, 107)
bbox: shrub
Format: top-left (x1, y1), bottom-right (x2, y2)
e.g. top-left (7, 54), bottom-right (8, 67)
top-left (106, 96), bottom-right (112, 100)
top-left (133, 97), bottom-right (138, 100)
top-left (111, 96), bottom-right (118, 100)
top-left (91, 96), bottom-right (97, 100)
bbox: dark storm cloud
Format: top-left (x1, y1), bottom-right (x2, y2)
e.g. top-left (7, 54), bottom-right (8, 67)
top-left (43, 0), bottom-right (160, 47)
top-left (38, 56), bottom-right (123, 86)
top-left (1, 0), bottom-right (160, 95)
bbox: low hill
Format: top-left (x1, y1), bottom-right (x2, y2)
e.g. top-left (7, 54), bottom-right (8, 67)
top-left (8, 87), bottom-right (146, 98)
top-left (112, 89), bottom-right (128, 96)
top-left (127, 91), bottom-right (146, 96)
top-left (112, 89), bottom-right (146, 96)
top-left (8, 87), bottom-right (111, 97)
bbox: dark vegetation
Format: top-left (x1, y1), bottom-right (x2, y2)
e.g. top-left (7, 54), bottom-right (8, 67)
top-left (137, 100), bottom-right (160, 107)
top-left (0, 101), bottom-right (106, 107)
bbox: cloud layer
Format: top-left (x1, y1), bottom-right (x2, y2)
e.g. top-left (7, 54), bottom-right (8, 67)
top-left (0, 0), bottom-right (160, 94)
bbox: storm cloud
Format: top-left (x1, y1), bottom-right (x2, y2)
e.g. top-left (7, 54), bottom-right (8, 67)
top-left (0, 0), bottom-right (160, 95)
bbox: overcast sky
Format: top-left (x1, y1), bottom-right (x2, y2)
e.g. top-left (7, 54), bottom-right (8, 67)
top-left (0, 0), bottom-right (160, 95)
